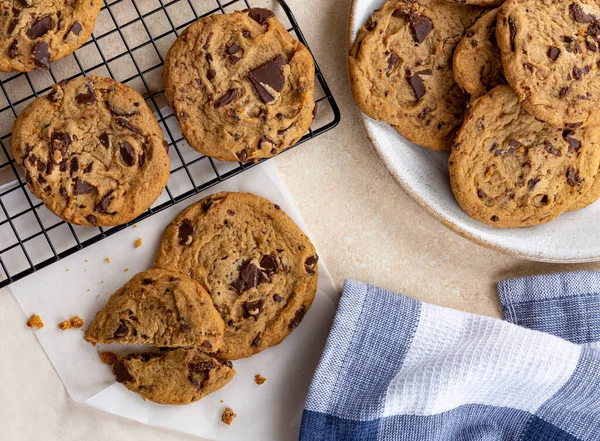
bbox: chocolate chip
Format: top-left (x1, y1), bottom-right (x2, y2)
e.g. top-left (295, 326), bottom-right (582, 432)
top-left (570, 3), bottom-right (596, 23)
top-left (559, 86), bottom-right (570, 98)
top-left (288, 305), bottom-right (306, 329)
top-left (544, 141), bottom-right (561, 157)
top-left (36, 159), bottom-right (46, 172)
top-left (202, 32), bottom-right (213, 50)
top-left (113, 321), bottom-right (128, 338)
top-left (206, 53), bottom-right (213, 62)
top-left (116, 117), bottom-right (143, 135)
top-left (74, 178), bottom-right (95, 195)
top-left (69, 21), bottom-right (82, 36)
top-left (84, 162), bottom-right (93, 174)
top-left (189, 361), bottom-right (216, 373)
top-left (305, 254), bottom-right (318, 274)
top-left (247, 8), bottom-right (275, 24)
top-left (251, 335), bottom-right (261, 347)
top-left (227, 43), bottom-right (240, 54)
top-left (113, 360), bottom-right (134, 383)
top-left (202, 340), bottom-right (212, 350)
top-left (528, 178), bottom-right (540, 191)
top-left (409, 14), bottom-right (433, 44)
top-left (563, 131), bottom-right (582, 152)
top-left (203, 198), bottom-right (213, 212)
top-left (241, 263), bottom-right (262, 289)
top-left (207, 69), bottom-right (216, 79)
top-left (237, 149), bottom-right (248, 162)
top-left (407, 74), bottom-right (425, 100)
top-left (387, 53), bottom-right (400, 73)
top-left (270, 148), bottom-right (277, 155)
top-left (119, 142), bottom-right (135, 166)
top-left (8, 18), bottom-right (18, 35)
top-left (547, 46), bottom-right (560, 61)
top-left (260, 255), bottom-right (277, 273)
top-left (28, 154), bottom-right (38, 167)
top-left (32, 42), bottom-right (50, 69)
top-left (96, 192), bottom-right (115, 214)
top-left (418, 107), bottom-right (432, 120)
top-left (586, 39), bottom-right (598, 51)
top-left (243, 299), bottom-right (265, 321)
top-left (508, 17), bottom-right (517, 51)
top-left (99, 132), bottom-right (110, 149)
top-left (51, 130), bottom-right (71, 152)
top-left (508, 139), bottom-right (522, 148)
top-left (8, 39), bottom-right (18, 58)
top-left (75, 84), bottom-right (96, 104)
top-left (566, 167), bottom-right (583, 186)
top-left (59, 186), bottom-right (68, 200)
top-left (86, 214), bottom-right (97, 225)
top-left (215, 88), bottom-right (239, 108)
top-left (491, 215), bottom-right (499, 222)
top-left (273, 294), bottom-right (285, 303)
top-left (26, 16), bottom-right (53, 39)
top-left (366, 21), bottom-right (377, 31)
top-left (248, 55), bottom-right (286, 104)
top-left (138, 144), bottom-right (147, 167)
top-left (178, 219), bottom-right (194, 245)
top-left (477, 189), bottom-right (487, 199)
top-left (242, 30), bottom-right (251, 38)
top-left (142, 278), bottom-right (154, 285)
top-left (107, 102), bottom-right (140, 117)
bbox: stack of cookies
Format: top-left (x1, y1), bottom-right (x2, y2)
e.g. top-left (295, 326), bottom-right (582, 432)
top-left (350, 0), bottom-right (600, 228)
top-left (85, 192), bottom-right (319, 405)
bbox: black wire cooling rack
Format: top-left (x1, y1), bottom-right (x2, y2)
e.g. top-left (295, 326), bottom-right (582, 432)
top-left (0, 0), bottom-right (340, 288)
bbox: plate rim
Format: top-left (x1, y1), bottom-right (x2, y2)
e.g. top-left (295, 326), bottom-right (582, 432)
top-left (346, 0), bottom-right (600, 264)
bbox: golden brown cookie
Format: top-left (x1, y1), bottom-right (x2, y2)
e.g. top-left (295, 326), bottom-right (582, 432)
top-left (163, 8), bottom-right (315, 162)
top-left (497, 0), bottom-right (600, 128)
top-left (155, 192), bottom-right (318, 360)
top-left (348, 0), bottom-right (484, 150)
top-left (449, 86), bottom-right (600, 228)
top-left (111, 348), bottom-right (235, 405)
top-left (453, 7), bottom-right (505, 99)
top-left (12, 76), bottom-right (170, 227)
top-left (0, 0), bottom-right (102, 72)
top-left (85, 269), bottom-right (225, 351)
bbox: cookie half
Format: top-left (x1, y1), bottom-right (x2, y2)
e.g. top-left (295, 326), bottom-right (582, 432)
top-left (85, 269), bottom-right (224, 351)
top-left (497, 0), bottom-right (600, 128)
top-left (12, 76), bottom-right (170, 226)
top-left (348, 0), bottom-right (484, 150)
top-left (449, 86), bottom-right (600, 228)
top-left (453, 7), bottom-right (505, 99)
top-left (111, 348), bottom-right (235, 405)
top-left (0, 0), bottom-right (103, 72)
top-left (163, 8), bottom-right (315, 162)
top-left (155, 192), bottom-right (318, 360)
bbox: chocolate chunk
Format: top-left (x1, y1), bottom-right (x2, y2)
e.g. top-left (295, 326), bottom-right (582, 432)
top-left (247, 8), bottom-right (275, 24)
top-left (273, 294), bottom-right (285, 303)
top-left (237, 149), bottom-right (248, 162)
top-left (36, 159), bottom-right (46, 172)
top-left (51, 130), bottom-right (71, 151)
top-left (202, 32), bottom-right (213, 51)
top-left (305, 254), bottom-right (318, 274)
top-left (203, 198), bottom-right (213, 212)
top-left (573, 66), bottom-right (584, 80)
top-left (32, 42), bottom-right (50, 69)
top-left (259, 255), bottom-right (277, 273)
top-left (491, 215), bottom-right (499, 222)
top-left (178, 219), bottom-right (194, 245)
top-left (206, 53), bottom-right (213, 62)
top-left (113, 321), bottom-right (128, 338)
top-left (74, 178), bottom-right (95, 195)
top-left (409, 14), bottom-right (432, 44)
top-left (251, 335), bottom-right (261, 347)
top-left (288, 305), bottom-right (306, 329)
top-left (508, 17), bottom-right (517, 51)
top-left (241, 263), bottom-right (261, 289)
top-left (544, 141), bottom-right (561, 157)
top-left (138, 144), bottom-right (147, 167)
top-left (366, 21), bottom-right (377, 31)
top-left (214, 88), bottom-right (239, 108)
top-left (201, 340), bottom-right (212, 350)
top-left (84, 162), bottom-right (93, 174)
top-left (75, 84), bottom-right (96, 104)
top-left (85, 214), bottom-right (97, 226)
top-left (8, 18), bottom-right (18, 35)
top-left (8, 39), bottom-right (18, 58)
top-left (407, 74), bottom-right (425, 100)
top-left (227, 43), bottom-right (240, 54)
top-left (508, 139), bottom-right (522, 148)
top-left (207, 69), bottom-right (216, 79)
top-left (142, 278), bottom-right (154, 285)
top-left (248, 55), bottom-right (286, 104)
top-left (26, 16), bottom-right (53, 39)
top-left (570, 3), bottom-right (596, 23)
top-left (243, 299), bottom-right (265, 321)
top-left (69, 156), bottom-right (79, 174)
top-left (528, 178), bottom-right (540, 191)
top-left (563, 131), bottom-right (582, 152)
top-left (190, 361), bottom-right (217, 373)
top-left (418, 107), bottom-right (431, 120)
top-left (242, 30), bottom-right (251, 38)
top-left (113, 360), bottom-right (134, 383)
top-left (586, 39), bottom-right (598, 51)
top-left (28, 154), bottom-right (38, 167)
top-left (99, 132), bottom-right (110, 149)
top-left (116, 117), bottom-right (143, 135)
top-left (477, 189), bottom-right (487, 199)
top-left (258, 136), bottom-right (275, 148)
top-left (566, 167), bottom-right (583, 186)
top-left (387, 53), bottom-right (399, 73)
top-left (96, 192), bottom-right (115, 214)
top-left (119, 142), bottom-right (135, 166)
top-left (547, 46), bottom-right (560, 61)
top-left (559, 86), bottom-right (570, 98)
top-left (108, 102), bottom-right (140, 117)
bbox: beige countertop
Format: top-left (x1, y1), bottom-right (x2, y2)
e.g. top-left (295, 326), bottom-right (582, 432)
top-left (4, 0), bottom-right (600, 440)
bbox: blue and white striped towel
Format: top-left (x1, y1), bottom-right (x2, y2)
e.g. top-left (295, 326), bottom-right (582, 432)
top-left (300, 273), bottom-right (600, 441)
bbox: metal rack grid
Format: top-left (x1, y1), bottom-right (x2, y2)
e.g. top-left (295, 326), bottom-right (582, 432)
top-left (0, 0), bottom-right (340, 288)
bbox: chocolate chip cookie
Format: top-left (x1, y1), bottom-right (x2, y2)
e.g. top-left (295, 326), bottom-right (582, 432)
top-left (0, 0), bottom-right (102, 72)
top-left (85, 269), bottom-right (225, 351)
top-left (449, 86), bottom-right (600, 228)
top-left (154, 192), bottom-right (318, 360)
top-left (12, 76), bottom-right (170, 227)
top-left (162, 8), bottom-right (315, 162)
top-left (348, 0), bottom-right (484, 150)
top-left (453, 7), bottom-right (505, 99)
top-left (111, 348), bottom-right (236, 405)
top-left (497, 0), bottom-right (600, 128)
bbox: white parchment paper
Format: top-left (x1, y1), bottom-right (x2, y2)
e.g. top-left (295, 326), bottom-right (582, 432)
top-left (7, 162), bottom-right (339, 441)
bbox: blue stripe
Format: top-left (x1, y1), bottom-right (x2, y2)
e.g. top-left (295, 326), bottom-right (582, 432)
top-left (521, 416), bottom-right (581, 441)
top-left (300, 410), bottom-right (379, 441)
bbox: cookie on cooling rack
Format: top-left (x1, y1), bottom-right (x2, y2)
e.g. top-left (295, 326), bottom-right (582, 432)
top-left (162, 8), bottom-right (316, 162)
top-left (11, 76), bottom-right (170, 227)
top-left (154, 192), bottom-right (318, 360)
top-left (110, 348), bottom-right (236, 405)
top-left (0, 0), bottom-right (103, 72)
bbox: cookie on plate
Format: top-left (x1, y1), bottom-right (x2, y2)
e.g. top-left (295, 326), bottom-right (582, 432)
top-left (449, 86), bottom-right (600, 228)
top-left (497, 0), bottom-right (600, 128)
top-left (348, 0), bottom-right (484, 151)
top-left (453, 7), bottom-right (505, 99)
top-left (12, 76), bottom-right (170, 226)
top-left (162, 8), bottom-right (315, 162)
top-left (155, 192), bottom-right (318, 360)
top-left (85, 269), bottom-right (224, 351)
top-left (0, 0), bottom-right (103, 72)
top-left (111, 348), bottom-right (235, 405)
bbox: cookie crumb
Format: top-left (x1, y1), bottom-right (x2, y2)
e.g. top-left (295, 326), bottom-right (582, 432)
top-left (134, 238), bottom-right (143, 248)
top-left (221, 407), bottom-right (236, 425)
top-left (26, 314), bottom-right (44, 329)
top-left (254, 374), bottom-right (266, 385)
top-left (133, 224), bottom-right (138, 228)
top-left (220, 399), bottom-right (224, 403)
top-left (85, 259), bottom-right (89, 263)
top-left (99, 351), bottom-right (118, 365)
top-left (66, 268), bottom-right (69, 272)
top-left (58, 316), bottom-right (85, 330)
top-left (87, 289), bottom-right (90, 292)
top-left (104, 257), bottom-right (111, 263)
top-left (124, 267), bottom-right (129, 272)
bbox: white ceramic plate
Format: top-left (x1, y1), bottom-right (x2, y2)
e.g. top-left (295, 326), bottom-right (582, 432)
top-left (348, 0), bottom-right (600, 263)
